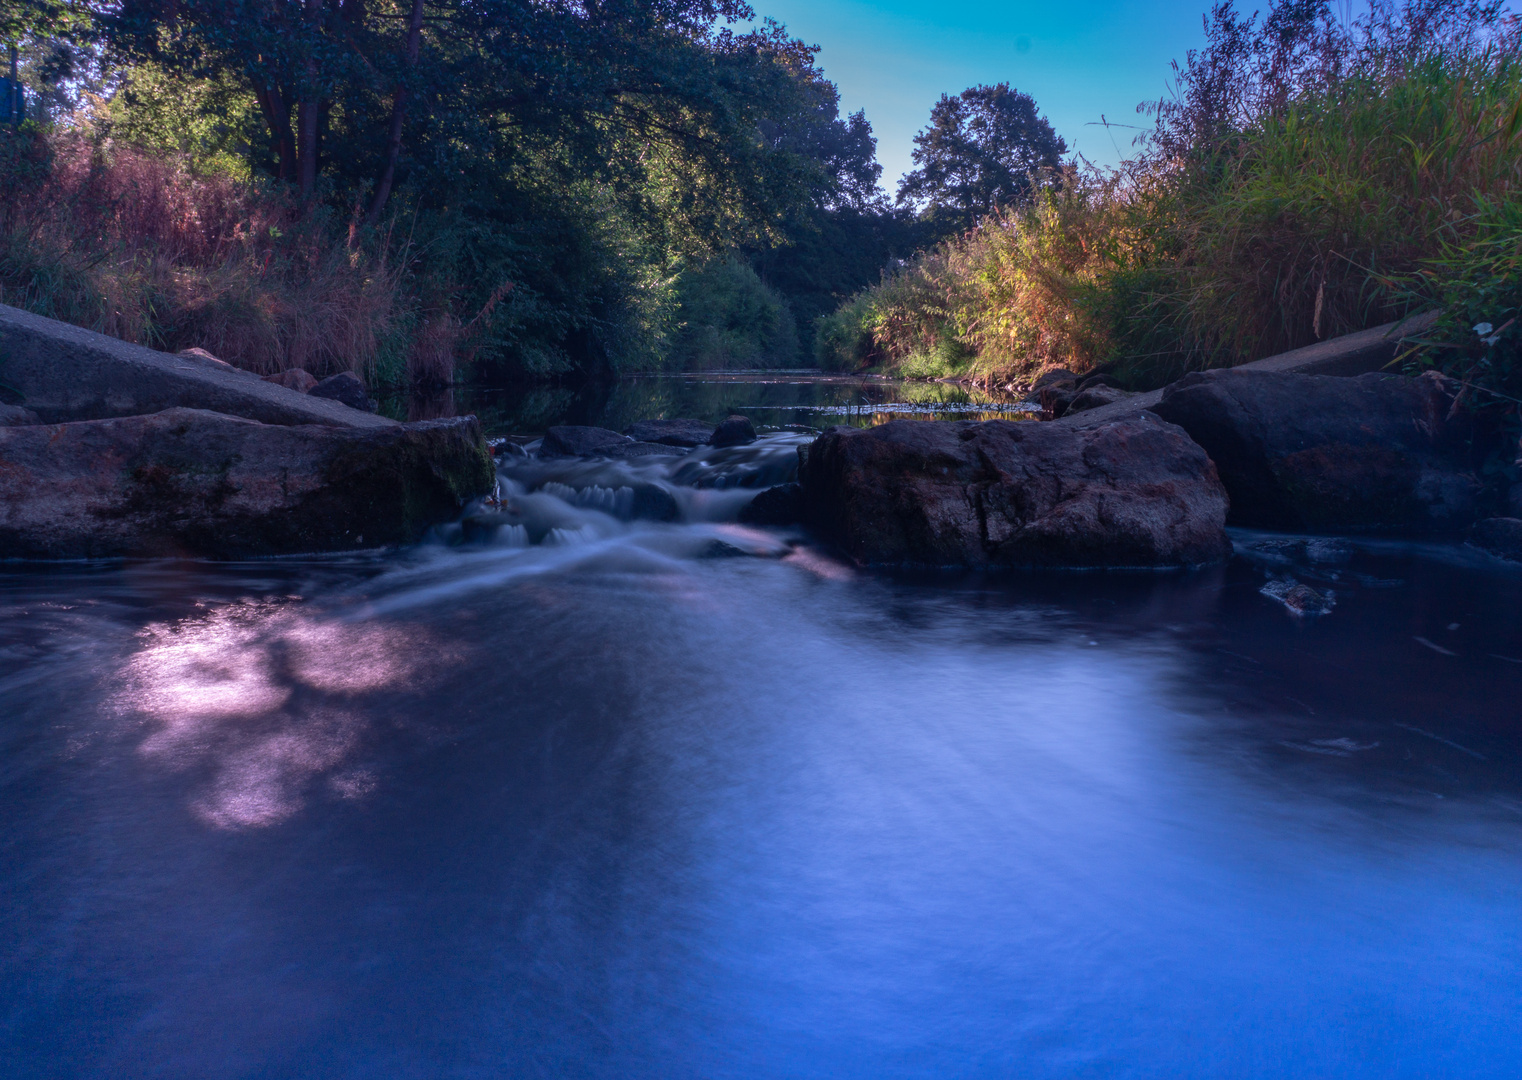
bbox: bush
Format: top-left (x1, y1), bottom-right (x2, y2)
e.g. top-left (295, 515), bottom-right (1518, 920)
top-left (0, 131), bottom-right (417, 384)
top-left (814, 291), bottom-right (880, 370)
top-left (1401, 199), bottom-right (1522, 464)
top-left (668, 255), bottom-right (799, 369)
top-left (822, 1), bottom-right (1522, 392)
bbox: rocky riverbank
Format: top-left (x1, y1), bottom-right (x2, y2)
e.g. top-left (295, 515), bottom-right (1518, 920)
top-left (0, 304), bottom-right (494, 559)
top-left (4, 302), bottom-right (1519, 568)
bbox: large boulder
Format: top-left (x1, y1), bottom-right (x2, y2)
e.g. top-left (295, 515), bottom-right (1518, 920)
top-left (0, 408), bottom-right (494, 558)
top-left (1149, 369), bottom-right (1483, 532)
top-left (799, 417), bottom-right (1230, 567)
top-left (624, 418), bottom-right (715, 447)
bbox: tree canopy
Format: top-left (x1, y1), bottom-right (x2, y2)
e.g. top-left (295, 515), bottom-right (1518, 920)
top-left (897, 82), bottom-right (1066, 233)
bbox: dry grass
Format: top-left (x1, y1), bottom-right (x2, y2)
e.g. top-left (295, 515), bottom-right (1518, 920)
top-left (0, 133), bottom-right (418, 384)
top-left (821, 8), bottom-right (1522, 391)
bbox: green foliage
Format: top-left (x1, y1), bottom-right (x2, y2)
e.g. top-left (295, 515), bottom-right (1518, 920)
top-left (897, 82), bottom-right (1067, 235)
top-left (827, 0), bottom-right (1522, 393)
top-left (814, 291), bottom-right (879, 371)
top-left (105, 62), bottom-right (263, 178)
top-left (0, 0), bottom-right (908, 385)
top-left (669, 255), bottom-right (798, 369)
top-left (1403, 199), bottom-right (1522, 426)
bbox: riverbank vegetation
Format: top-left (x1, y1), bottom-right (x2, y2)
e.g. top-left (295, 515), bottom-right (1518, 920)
top-left (4, 0), bottom-right (1520, 415)
top-left (0, 1), bottom-right (920, 385)
top-left (819, 0), bottom-right (1522, 414)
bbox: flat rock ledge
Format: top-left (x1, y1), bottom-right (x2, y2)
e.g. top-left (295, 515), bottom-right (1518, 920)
top-left (799, 417), bottom-right (1231, 568)
top-left (0, 302), bottom-right (394, 429)
top-left (0, 408), bottom-right (495, 558)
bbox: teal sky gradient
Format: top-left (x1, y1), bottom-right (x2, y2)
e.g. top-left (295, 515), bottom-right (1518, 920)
top-left (746, 0), bottom-right (1211, 190)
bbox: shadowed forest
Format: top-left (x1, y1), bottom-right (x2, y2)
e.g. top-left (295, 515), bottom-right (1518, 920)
top-left (1, 0), bottom-right (1520, 431)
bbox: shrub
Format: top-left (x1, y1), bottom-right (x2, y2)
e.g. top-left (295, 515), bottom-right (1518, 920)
top-left (1401, 199), bottom-right (1522, 468)
top-left (668, 255), bottom-right (799, 369)
top-left (0, 131), bottom-right (419, 384)
top-left (823, 1), bottom-right (1522, 392)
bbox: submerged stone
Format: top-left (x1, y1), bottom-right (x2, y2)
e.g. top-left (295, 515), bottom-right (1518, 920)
top-left (624, 418), bottom-right (715, 447)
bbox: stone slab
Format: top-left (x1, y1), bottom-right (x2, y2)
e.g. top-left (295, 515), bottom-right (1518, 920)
top-left (0, 303), bottom-right (397, 428)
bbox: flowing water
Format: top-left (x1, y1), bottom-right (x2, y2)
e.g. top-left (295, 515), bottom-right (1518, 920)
top-left (4, 385), bottom-right (1522, 1078)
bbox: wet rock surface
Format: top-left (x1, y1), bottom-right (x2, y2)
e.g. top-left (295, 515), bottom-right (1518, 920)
top-left (1260, 579), bottom-right (1336, 616)
top-left (799, 416), bottom-right (1231, 567)
top-left (710, 415), bottom-right (758, 448)
top-left (540, 425), bottom-right (632, 457)
top-left (263, 368), bottom-right (319, 393)
top-left (0, 403), bottom-right (39, 426)
top-left (624, 418), bottom-right (716, 447)
top-left (738, 482), bottom-right (803, 526)
top-left (1470, 517), bottom-right (1522, 562)
top-left (1064, 385), bottom-right (1135, 415)
top-left (310, 371), bottom-right (378, 412)
top-left (1150, 369), bottom-right (1485, 533)
top-left (0, 408), bottom-right (494, 558)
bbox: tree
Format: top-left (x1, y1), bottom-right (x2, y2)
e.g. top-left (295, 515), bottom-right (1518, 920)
top-left (896, 82), bottom-right (1066, 232)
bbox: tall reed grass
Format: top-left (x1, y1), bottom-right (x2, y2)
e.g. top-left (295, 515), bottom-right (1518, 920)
top-left (821, 6), bottom-right (1522, 396)
top-left (0, 132), bottom-right (422, 385)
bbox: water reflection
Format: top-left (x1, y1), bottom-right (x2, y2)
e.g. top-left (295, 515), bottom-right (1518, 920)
top-left (2, 520), bottom-right (1522, 1076)
top-left (118, 599), bottom-right (448, 828)
top-left (385, 369), bottom-right (1033, 434)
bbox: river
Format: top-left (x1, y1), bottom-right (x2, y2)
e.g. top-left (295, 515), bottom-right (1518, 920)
top-left (2, 374), bottom-right (1521, 1078)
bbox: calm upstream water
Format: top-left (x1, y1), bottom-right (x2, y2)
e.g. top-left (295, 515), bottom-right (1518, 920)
top-left (403, 369), bottom-right (1036, 432)
top-left (4, 376), bottom-right (1522, 1078)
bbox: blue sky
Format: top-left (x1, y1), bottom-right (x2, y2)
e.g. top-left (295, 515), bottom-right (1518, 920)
top-left (746, 0), bottom-right (1212, 190)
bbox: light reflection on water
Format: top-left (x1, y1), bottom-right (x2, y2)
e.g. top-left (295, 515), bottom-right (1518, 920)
top-left (425, 369), bottom-right (1033, 434)
top-left (118, 601), bottom-right (448, 828)
top-left (2, 460), bottom-right (1522, 1076)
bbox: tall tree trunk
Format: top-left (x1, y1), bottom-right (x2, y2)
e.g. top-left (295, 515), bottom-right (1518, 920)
top-left (297, 0), bottom-right (325, 199)
top-left (253, 82), bottom-right (297, 182)
top-left (297, 95), bottom-right (320, 197)
top-left (364, 0), bottom-right (427, 225)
